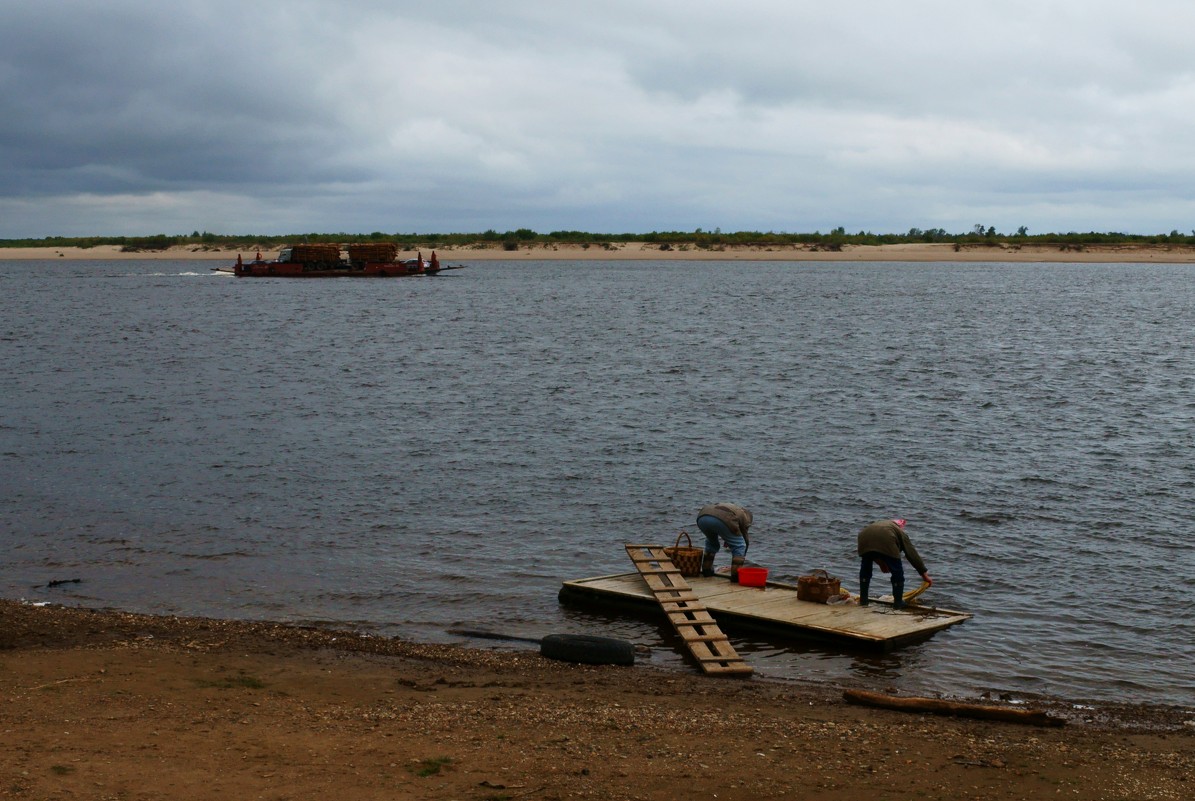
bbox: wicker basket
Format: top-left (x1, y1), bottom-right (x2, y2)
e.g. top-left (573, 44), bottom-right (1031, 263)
top-left (663, 530), bottom-right (705, 577)
top-left (797, 569), bottom-right (841, 603)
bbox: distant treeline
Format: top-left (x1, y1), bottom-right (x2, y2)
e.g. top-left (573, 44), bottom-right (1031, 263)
top-left (4, 226), bottom-right (1195, 251)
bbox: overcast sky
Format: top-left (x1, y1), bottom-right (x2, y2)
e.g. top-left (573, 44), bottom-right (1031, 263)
top-left (3, 0), bottom-right (1194, 237)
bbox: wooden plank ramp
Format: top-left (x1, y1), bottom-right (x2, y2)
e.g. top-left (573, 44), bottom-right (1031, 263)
top-left (624, 543), bottom-right (753, 676)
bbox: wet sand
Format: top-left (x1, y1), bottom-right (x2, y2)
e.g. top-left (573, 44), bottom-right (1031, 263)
top-left (1, 600), bottom-right (1191, 800)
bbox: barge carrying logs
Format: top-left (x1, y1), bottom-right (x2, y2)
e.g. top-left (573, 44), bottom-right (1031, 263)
top-left (218, 245), bottom-right (463, 277)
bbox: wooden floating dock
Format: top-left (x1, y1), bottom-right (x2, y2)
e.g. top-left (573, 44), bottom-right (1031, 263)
top-left (560, 566), bottom-right (971, 652)
top-left (624, 544), bottom-right (753, 676)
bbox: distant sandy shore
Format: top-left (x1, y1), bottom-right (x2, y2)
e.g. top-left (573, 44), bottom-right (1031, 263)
top-left (4, 242), bottom-right (1195, 263)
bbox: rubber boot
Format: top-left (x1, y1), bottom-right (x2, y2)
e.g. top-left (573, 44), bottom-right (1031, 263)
top-left (730, 556), bottom-right (745, 583)
top-left (701, 552), bottom-right (715, 578)
top-left (892, 578), bottom-right (906, 609)
top-left (858, 578), bottom-right (870, 606)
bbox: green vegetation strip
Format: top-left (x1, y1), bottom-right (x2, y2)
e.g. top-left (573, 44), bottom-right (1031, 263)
top-left (6, 226), bottom-right (1195, 252)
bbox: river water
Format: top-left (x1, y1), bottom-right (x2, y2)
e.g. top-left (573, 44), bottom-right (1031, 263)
top-left (2, 258), bottom-right (1192, 708)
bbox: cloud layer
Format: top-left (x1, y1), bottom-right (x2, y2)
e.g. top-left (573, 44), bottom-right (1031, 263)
top-left (4, 1), bottom-right (1195, 236)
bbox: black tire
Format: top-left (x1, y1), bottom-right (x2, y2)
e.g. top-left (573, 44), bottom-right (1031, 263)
top-left (539, 633), bottom-right (635, 666)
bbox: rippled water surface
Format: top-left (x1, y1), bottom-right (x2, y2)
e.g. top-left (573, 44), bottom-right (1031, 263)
top-left (2, 259), bottom-right (1193, 706)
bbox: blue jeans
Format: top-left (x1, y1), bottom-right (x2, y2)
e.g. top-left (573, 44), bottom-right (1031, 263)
top-left (859, 553), bottom-right (904, 583)
top-left (697, 515), bottom-right (747, 558)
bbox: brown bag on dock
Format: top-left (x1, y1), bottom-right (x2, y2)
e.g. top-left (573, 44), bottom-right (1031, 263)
top-left (797, 569), bottom-right (841, 603)
top-left (663, 531), bottom-right (704, 577)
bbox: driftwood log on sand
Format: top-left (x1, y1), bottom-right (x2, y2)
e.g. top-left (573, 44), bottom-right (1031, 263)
top-left (843, 689), bottom-right (1066, 727)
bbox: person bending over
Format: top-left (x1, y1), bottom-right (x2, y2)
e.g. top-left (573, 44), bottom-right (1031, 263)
top-left (857, 518), bottom-right (932, 608)
top-left (697, 503), bottom-right (753, 582)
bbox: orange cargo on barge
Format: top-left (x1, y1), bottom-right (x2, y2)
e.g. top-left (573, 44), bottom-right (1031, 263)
top-left (218, 244), bottom-right (459, 277)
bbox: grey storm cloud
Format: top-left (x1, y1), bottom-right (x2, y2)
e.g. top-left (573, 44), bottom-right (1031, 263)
top-left (3, 0), bottom-right (1195, 237)
top-left (1, 3), bottom-right (348, 195)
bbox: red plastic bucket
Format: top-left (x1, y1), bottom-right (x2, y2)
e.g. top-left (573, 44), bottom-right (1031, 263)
top-left (737, 567), bottom-right (768, 587)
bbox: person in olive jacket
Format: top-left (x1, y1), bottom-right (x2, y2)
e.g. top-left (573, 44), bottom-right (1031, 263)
top-left (697, 503), bottom-right (753, 582)
top-left (857, 518), bottom-right (932, 608)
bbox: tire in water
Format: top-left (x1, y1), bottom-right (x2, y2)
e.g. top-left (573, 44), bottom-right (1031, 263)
top-left (539, 633), bottom-right (635, 666)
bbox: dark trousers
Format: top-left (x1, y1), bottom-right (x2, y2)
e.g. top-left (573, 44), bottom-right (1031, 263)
top-left (859, 552), bottom-right (904, 583)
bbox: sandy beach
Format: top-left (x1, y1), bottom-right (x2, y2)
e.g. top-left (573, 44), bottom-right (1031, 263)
top-left (5, 242), bottom-right (1195, 263)
top-left (1, 600), bottom-right (1191, 800)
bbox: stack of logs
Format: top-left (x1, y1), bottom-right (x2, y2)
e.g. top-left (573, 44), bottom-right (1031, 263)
top-left (289, 244), bottom-right (343, 263)
top-left (347, 243), bottom-right (398, 264)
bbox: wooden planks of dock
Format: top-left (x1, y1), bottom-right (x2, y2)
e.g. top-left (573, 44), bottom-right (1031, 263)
top-left (624, 544), bottom-right (753, 676)
top-left (561, 567), bottom-right (971, 652)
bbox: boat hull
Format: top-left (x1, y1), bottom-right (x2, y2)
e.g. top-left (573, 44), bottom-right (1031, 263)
top-left (228, 261), bottom-right (442, 277)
